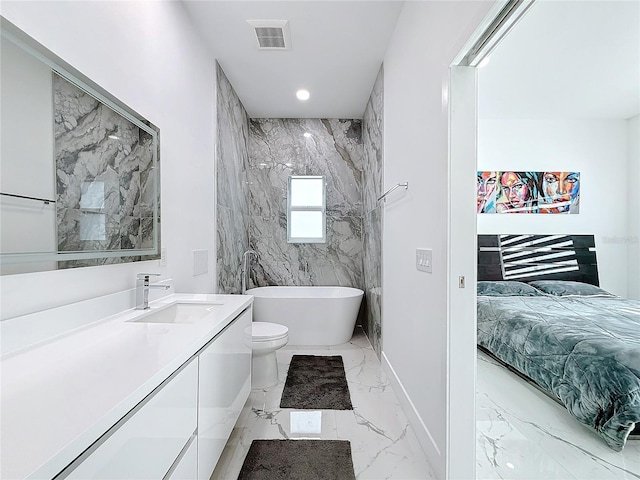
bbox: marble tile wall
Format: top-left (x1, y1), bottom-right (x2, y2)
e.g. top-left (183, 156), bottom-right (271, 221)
top-left (362, 66), bottom-right (384, 357)
top-left (216, 63), bottom-right (251, 293)
top-left (54, 73), bottom-right (156, 267)
top-left (215, 66), bottom-right (384, 333)
top-left (247, 118), bottom-right (365, 291)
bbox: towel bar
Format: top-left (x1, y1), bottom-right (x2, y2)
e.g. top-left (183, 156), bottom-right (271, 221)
top-left (377, 182), bottom-right (408, 202)
top-left (0, 192), bottom-right (55, 204)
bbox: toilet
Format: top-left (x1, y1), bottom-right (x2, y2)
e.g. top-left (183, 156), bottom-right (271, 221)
top-left (245, 322), bottom-right (289, 389)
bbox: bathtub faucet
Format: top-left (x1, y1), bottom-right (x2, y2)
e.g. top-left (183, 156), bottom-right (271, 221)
top-left (242, 250), bottom-right (258, 294)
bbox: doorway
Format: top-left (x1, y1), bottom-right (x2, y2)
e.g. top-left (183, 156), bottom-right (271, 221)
top-left (449, 0), bottom-right (640, 478)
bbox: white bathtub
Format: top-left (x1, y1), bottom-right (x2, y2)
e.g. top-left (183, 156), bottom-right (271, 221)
top-left (245, 286), bottom-right (364, 345)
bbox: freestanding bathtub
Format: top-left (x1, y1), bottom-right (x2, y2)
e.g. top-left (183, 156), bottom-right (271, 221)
top-left (245, 286), bottom-right (364, 345)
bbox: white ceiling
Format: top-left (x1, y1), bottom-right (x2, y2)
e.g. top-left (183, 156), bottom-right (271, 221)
top-left (182, 1), bottom-right (639, 121)
top-left (479, 0), bottom-right (640, 120)
top-left (182, 1), bottom-right (404, 119)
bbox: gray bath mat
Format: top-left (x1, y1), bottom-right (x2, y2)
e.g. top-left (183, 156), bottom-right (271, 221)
top-left (280, 355), bottom-right (352, 410)
top-left (237, 439), bottom-right (356, 480)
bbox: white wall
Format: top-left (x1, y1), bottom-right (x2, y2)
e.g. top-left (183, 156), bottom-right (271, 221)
top-left (0, 37), bottom-right (56, 273)
top-left (0, 38), bottom-right (53, 199)
top-left (628, 115), bottom-right (640, 300)
top-left (0, 1), bottom-right (217, 319)
top-left (478, 119), bottom-right (630, 297)
top-left (382, 2), bottom-right (493, 478)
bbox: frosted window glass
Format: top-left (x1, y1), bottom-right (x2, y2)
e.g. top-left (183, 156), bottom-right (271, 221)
top-left (290, 177), bottom-right (323, 207)
top-left (290, 211), bottom-right (323, 238)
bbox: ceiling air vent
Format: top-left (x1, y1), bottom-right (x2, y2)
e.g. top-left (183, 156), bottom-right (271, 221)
top-left (247, 20), bottom-right (290, 50)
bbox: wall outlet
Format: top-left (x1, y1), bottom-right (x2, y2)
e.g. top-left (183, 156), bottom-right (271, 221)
top-left (416, 248), bottom-right (433, 273)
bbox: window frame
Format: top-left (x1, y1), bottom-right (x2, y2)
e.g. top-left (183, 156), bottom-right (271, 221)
top-left (287, 175), bottom-right (326, 243)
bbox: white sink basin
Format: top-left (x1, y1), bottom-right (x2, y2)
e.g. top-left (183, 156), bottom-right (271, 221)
top-left (128, 302), bottom-right (224, 324)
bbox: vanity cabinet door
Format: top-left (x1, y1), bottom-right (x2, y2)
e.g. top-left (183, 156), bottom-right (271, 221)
top-left (197, 307), bottom-right (252, 480)
top-left (63, 358), bottom-right (198, 479)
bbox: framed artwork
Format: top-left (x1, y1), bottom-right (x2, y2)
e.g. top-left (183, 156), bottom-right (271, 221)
top-left (477, 171), bottom-right (580, 214)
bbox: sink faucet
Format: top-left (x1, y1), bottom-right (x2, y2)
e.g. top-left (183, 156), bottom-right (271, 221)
top-left (136, 273), bottom-right (170, 310)
top-left (241, 250), bottom-right (258, 294)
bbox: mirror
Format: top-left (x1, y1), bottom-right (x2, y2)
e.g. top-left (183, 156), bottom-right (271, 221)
top-left (0, 19), bottom-right (160, 275)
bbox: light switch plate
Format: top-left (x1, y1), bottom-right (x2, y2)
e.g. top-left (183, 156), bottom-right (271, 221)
top-left (416, 248), bottom-right (432, 273)
top-left (158, 248), bottom-right (167, 267)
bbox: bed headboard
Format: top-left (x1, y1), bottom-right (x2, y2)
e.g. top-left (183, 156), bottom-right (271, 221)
top-left (478, 234), bottom-right (599, 286)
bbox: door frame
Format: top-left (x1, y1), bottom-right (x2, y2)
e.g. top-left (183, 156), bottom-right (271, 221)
top-left (446, 1), bottom-right (536, 478)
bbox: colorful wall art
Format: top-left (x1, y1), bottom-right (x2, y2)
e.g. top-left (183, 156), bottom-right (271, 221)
top-left (477, 171), bottom-right (580, 214)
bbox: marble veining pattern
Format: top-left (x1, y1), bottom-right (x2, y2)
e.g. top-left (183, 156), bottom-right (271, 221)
top-left (362, 66), bottom-right (384, 213)
top-left (247, 118), bottom-right (365, 290)
top-left (477, 349), bottom-right (640, 479)
top-left (362, 66), bottom-right (384, 357)
top-left (54, 73), bottom-right (154, 256)
top-left (215, 63), bottom-right (251, 293)
top-left (363, 209), bottom-right (382, 353)
top-left (212, 328), bottom-right (434, 479)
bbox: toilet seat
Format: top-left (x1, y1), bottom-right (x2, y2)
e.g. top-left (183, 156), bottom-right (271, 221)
top-left (248, 322), bottom-right (289, 342)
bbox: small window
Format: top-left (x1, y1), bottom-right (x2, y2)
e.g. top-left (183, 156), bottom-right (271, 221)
top-left (287, 175), bottom-right (326, 243)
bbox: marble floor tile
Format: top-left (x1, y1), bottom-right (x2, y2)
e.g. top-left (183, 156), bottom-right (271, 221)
top-left (212, 335), bottom-right (640, 480)
top-left (477, 350), bottom-right (640, 480)
top-left (211, 328), bottom-right (434, 479)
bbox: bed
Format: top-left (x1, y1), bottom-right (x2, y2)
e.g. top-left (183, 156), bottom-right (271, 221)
top-left (477, 234), bottom-right (640, 451)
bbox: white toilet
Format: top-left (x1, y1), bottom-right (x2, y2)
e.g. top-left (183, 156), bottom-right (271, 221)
top-left (245, 322), bottom-right (289, 389)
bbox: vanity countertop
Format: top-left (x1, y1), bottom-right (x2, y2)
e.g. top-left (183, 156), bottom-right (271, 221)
top-left (0, 293), bottom-right (253, 480)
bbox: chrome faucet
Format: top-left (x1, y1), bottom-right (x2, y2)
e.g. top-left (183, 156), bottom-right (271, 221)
top-left (241, 250), bottom-right (258, 294)
top-left (136, 273), bottom-right (170, 310)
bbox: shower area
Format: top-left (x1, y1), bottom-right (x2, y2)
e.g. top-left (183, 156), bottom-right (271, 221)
top-left (215, 63), bottom-right (384, 356)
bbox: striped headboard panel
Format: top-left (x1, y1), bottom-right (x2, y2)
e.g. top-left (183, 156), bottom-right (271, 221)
top-left (478, 234), bottom-right (599, 286)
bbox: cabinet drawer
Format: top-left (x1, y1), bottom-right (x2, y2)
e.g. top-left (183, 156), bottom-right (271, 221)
top-left (61, 359), bottom-right (198, 479)
top-left (165, 435), bottom-right (197, 480)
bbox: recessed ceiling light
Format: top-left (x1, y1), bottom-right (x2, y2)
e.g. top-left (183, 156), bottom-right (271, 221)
top-left (303, 132), bottom-right (311, 138)
top-left (296, 89), bottom-right (310, 101)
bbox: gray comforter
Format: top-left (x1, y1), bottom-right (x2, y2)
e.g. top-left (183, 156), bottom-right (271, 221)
top-left (477, 294), bottom-right (640, 451)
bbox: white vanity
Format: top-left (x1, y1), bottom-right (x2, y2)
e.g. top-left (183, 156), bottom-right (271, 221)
top-left (0, 292), bottom-right (252, 479)
top-left (0, 17), bottom-right (252, 479)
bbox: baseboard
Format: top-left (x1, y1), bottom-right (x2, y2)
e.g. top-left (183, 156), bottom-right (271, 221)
top-left (381, 351), bottom-right (445, 480)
